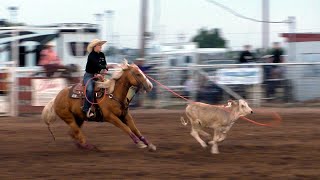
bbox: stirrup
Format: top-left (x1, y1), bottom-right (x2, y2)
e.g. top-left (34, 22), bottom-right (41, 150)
top-left (86, 111), bottom-right (95, 118)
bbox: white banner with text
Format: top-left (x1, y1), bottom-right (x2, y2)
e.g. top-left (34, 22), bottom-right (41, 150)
top-left (216, 67), bottom-right (263, 85)
top-left (31, 78), bottom-right (67, 106)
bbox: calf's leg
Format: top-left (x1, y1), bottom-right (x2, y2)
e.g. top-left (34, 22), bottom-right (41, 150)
top-left (190, 122), bottom-right (207, 148)
top-left (198, 129), bottom-right (212, 140)
top-left (209, 128), bottom-right (224, 154)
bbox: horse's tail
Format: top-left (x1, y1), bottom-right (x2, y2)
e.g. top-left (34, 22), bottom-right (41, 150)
top-left (41, 98), bottom-right (57, 141)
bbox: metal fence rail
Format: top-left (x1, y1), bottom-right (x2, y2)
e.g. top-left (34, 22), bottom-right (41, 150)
top-left (1, 61), bottom-right (320, 116)
top-left (145, 62), bottom-right (320, 108)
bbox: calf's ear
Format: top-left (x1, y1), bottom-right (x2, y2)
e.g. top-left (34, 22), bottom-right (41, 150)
top-left (228, 99), bottom-right (234, 104)
top-left (228, 99), bottom-right (238, 107)
top-left (232, 100), bottom-right (239, 106)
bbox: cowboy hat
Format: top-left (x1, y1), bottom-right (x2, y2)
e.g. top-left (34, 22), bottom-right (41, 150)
top-left (87, 39), bottom-right (107, 53)
top-left (46, 41), bottom-right (56, 46)
top-left (135, 58), bottom-right (145, 61)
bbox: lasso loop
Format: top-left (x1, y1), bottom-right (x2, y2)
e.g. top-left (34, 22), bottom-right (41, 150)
top-left (84, 77), bottom-right (106, 105)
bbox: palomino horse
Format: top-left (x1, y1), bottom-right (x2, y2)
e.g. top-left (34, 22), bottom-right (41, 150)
top-left (42, 60), bottom-right (156, 151)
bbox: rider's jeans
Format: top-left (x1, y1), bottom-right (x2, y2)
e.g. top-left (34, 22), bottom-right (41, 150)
top-left (83, 72), bottom-right (95, 113)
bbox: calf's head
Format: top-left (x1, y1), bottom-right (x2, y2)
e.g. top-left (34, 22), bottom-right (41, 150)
top-left (229, 99), bottom-right (253, 116)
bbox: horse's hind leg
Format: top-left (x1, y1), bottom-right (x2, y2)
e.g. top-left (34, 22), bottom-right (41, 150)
top-left (68, 116), bottom-right (84, 141)
top-left (67, 120), bottom-right (86, 144)
top-left (67, 120), bottom-right (97, 150)
top-left (62, 114), bottom-right (96, 150)
top-left (75, 116), bottom-right (84, 127)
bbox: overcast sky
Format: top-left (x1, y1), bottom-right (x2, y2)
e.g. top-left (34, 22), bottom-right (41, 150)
top-left (1, 0), bottom-right (320, 49)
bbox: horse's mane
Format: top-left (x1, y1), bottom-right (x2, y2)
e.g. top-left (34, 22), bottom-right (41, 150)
top-left (96, 60), bottom-right (130, 93)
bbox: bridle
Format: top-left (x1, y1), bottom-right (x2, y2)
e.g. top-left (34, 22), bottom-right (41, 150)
top-left (128, 68), bottom-right (150, 91)
top-left (106, 66), bottom-right (150, 116)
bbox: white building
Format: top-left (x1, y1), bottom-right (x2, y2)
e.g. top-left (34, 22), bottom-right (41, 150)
top-left (281, 33), bottom-right (320, 62)
top-left (147, 42), bottom-right (228, 88)
top-left (0, 23), bottom-right (99, 70)
top-left (148, 42), bottom-right (228, 67)
top-left (281, 33), bottom-right (320, 101)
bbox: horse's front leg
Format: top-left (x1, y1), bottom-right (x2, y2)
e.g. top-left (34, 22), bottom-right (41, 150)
top-left (107, 113), bottom-right (147, 149)
top-left (124, 113), bottom-right (156, 151)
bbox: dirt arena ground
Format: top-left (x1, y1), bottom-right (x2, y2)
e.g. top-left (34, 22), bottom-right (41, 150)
top-left (0, 107), bottom-right (319, 179)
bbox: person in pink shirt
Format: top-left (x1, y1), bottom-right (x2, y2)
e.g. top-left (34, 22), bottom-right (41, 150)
top-left (39, 41), bottom-right (66, 77)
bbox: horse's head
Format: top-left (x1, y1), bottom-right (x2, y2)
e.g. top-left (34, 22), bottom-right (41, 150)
top-left (127, 64), bottom-right (153, 92)
top-left (118, 60), bottom-right (153, 92)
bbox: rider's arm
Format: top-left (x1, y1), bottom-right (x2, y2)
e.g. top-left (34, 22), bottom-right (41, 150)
top-left (98, 53), bottom-right (107, 70)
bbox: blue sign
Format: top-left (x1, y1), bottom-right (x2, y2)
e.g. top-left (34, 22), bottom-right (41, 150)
top-left (216, 68), bottom-right (263, 85)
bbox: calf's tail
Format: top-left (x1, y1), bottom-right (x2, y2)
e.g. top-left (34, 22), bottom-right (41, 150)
top-left (41, 98), bottom-right (57, 141)
top-left (180, 116), bottom-right (189, 126)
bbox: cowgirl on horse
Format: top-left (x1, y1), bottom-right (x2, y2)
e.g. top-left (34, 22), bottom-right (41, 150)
top-left (42, 39), bottom-right (156, 151)
top-left (83, 39), bottom-right (108, 119)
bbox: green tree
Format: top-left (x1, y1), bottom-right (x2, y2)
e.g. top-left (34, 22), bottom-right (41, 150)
top-left (192, 28), bottom-right (226, 48)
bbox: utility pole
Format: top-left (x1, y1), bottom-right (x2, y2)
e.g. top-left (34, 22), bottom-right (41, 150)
top-left (105, 10), bottom-right (114, 46)
top-left (139, 0), bottom-right (148, 58)
top-left (288, 16), bottom-right (296, 62)
top-left (152, 0), bottom-right (160, 44)
top-left (262, 0), bottom-right (269, 50)
top-left (8, 6), bottom-right (19, 24)
top-left (10, 30), bottom-right (19, 116)
top-left (94, 13), bottom-right (103, 39)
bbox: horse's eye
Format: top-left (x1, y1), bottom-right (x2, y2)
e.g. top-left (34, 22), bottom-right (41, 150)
top-left (136, 74), bottom-right (141, 77)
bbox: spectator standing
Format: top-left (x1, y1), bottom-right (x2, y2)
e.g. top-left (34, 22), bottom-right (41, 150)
top-left (265, 42), bottom-right (285, 100)
top-left (183, 76), bottom-right (197, 97)
top-left (239, 45), bottom-right (255, 63)
top-left (271, 42), bottom-right (284, 63)
top-left (237, 45), bottom-right (256, 98)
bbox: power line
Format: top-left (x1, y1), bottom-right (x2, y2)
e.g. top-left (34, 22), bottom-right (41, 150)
top-left (110, 28), bottom-right (320, 38)
top-left (205, 0), bottom-right (289, 24)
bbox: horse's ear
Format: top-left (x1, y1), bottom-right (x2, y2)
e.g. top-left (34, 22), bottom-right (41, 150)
top-left (119, 63), bottom-right (127, 70)
top-left (120, 59), bottom-right (129, 70)
top-left (130, 63), bottom-right (138, 68)
top-left (123, 59), bottom-right (129, 65)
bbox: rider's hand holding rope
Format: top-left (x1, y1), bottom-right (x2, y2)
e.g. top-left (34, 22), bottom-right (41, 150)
top-left (94, 74), bottom-right (104, 81)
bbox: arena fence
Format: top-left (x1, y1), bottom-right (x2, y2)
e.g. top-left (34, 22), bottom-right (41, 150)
top-left (1, 62), bottom-right (320, 116)
top-left (0, 67), bottom-right (10, 116)
top-left (145, 62), bottom-right (320, 108)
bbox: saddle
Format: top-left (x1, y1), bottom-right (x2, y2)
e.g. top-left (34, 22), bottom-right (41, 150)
top-left (69, 83), bottom-right (106, 99)
top-left (68, 83), bottom-right (106, 122)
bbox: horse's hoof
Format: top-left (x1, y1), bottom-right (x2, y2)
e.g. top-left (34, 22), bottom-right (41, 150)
top-left (148, 143), bottom-right (157, 152)
top-left (201, 143), bottom-right (208, 148)
top-left (86, 144), bottom-right (100, 151)
top-left (136, 141), bottom-right (147, 149)
top-left (211, 150), bottom-right (220, 154)
top-left (76, 142), bottom-right (99, 151)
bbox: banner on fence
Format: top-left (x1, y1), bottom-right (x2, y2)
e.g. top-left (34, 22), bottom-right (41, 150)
top-left (216, 67), bottom-right (263, 85)
top-left (0, 96), bottom-right (9, 114)
top-left (31, 78), bottom-right (67, 106)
